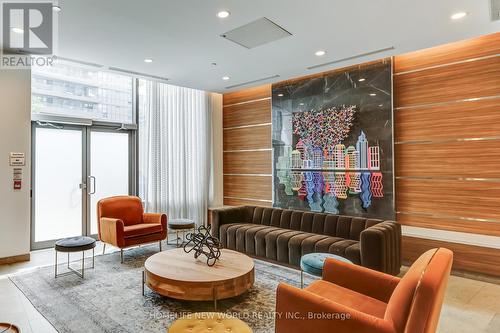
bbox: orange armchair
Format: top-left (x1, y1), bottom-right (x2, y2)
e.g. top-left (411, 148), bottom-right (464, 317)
top-left (275, 248), bottom-right (453, 333)
top-left (97, 196), bottom-right (167, 262)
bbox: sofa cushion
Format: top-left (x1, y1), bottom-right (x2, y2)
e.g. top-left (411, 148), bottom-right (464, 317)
top-left (255, 226), bottom-right (283, 258)
top-left (265, 228), bottom-right (297, 261)
top-left (276, 230), bottom-right (304, 263)
top-left (123, 223), bottom-right (162, 238)
top-left (306, 280), bottom-right (387, 319)
top-left (244, 225), bottom-right (274, 254)
top-left (289, 233), bottom-right (328, 266)
top-left (219, 223), bottom-right (248, 250)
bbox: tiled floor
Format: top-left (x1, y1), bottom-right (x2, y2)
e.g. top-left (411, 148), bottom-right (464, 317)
top-left (1, 243), bottom-right (499, 333)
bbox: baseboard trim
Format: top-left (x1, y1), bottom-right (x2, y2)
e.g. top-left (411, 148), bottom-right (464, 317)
top-left (0, 253), bottom-right (30, 265)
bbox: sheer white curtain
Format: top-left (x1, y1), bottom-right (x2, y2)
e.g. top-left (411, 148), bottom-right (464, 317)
top-left (138, 80), bottom-right (213, 226)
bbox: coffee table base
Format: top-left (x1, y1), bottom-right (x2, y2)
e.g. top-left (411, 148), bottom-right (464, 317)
top-left (142, 268), bottom-right (254, 309)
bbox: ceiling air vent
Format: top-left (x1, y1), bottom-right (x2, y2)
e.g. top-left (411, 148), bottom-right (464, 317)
top-left (492, 0), bottom-right (500, 21)
top-left (221, 17), bottom-right (292, 49)
top-left (225, 74), bottom-right (280, 89)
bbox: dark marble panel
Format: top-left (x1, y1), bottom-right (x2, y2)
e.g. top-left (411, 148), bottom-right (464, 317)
top-left (272, 60), bottom-right (394, 220)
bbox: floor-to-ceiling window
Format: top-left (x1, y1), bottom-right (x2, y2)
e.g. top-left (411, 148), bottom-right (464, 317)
top-left (31, 60), bottom-right (136, 249)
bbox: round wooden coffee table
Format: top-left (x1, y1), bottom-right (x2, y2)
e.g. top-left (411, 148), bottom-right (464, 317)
top-left (143, 248), bottom-right (254, 308)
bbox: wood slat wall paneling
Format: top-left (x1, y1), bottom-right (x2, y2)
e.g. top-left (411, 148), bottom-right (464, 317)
top-left (394, 33), bottom-right (500, 256)
top-left (402, 236), bottom-right (500, 277)
top-left (397, 213), bottom-right (500, 237)
top-left (394, 33), bottom-right (500, 275)
top-left (223, 175), bottom-right (272, 201)
top-left (223, 99), bottom-right (272, 128)
top-left (223, 85), bottom-right (271, 106)
top-left (395, 140), bottom-right (500, 178)
top-left (394, 32), bottom-right (500, 73)
top-left (223, 125), bottom-right (271, 151)
top-left (223, 150), bottom-right (272, 175)
top-left (394, 98), bottom-right (500, 142)
top-left (394, 56), bottom-right (500, 108)
top-left (223, 197), bottom-right (273, 207)
top-left (396, 178), bottom-right (500, 221)
top-left (223, 84), bottom-right (272, 206)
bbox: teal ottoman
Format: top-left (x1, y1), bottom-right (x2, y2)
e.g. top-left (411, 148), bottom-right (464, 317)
top-left (300, 253), bottom-right (353, 288)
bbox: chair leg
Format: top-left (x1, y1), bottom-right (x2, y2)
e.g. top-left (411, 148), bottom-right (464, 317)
top-left (54, 250), bottom-right (58, 278)
top-left (120, 249), bottom-right (124, 263)
top-left (159, 241), bottom-right (162, 251)
top-left (301, 270), bottom-right (304, 289)
top-left (102, 243), bottom-right (106, 255)
top-left (82, 251), bottom-right (85, 278)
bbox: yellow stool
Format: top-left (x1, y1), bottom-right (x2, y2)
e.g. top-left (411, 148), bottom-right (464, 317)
top-left (168, 312), bottom-right (252, 333)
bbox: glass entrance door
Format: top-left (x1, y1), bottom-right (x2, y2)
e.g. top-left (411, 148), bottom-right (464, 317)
top-left (32, 124), bottom-right (134, 249)
top-left (89, 130), bottom-right (130, 235)
top-left (33, 126), bottom-right (85, 248)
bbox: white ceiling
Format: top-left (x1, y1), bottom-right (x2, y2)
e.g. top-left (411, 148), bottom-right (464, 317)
top-left (55, 0), bottom-right (499, 93)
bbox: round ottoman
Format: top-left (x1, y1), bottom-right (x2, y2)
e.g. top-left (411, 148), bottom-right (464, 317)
top-left (169, 312), bottom-right (252, 333)
top-left (54, 236), bottom-right (96, 278)
top-left (167, 218), bottom-right (196, 247)
top-left (300, 253), bottom-right (353, 288)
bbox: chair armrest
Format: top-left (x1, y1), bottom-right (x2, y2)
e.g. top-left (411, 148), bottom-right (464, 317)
top-left (143, 213), bottom-right (167, 225)
top-left (275, 283), bottom-right (394, 333)
top-left (322, 258), bottom-right (400, 303)
top-left (360, 221), bottom-right (402, 275)
top-left (210, 206), bottom-right (254, 238)
top-left (143, 213), bottom-right (168, 240)
top-left (99, 217), bottom-right (125, 248)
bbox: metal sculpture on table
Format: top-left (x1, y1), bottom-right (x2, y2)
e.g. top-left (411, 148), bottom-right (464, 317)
top-left (183, 226), bottom-right (222, 266)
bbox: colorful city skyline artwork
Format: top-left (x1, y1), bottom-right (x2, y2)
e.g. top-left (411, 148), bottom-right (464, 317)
top-left (276, 105), bottom-right (384, 213)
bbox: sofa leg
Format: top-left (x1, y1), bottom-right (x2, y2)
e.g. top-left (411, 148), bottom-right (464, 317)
top-left (102, 243), bottom-right (106, 255)
top-left (120, 249), bottom-right (124, 263)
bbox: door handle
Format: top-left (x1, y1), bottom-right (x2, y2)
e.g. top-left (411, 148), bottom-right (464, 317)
top-left (88, 176), bottom-right (96, 195)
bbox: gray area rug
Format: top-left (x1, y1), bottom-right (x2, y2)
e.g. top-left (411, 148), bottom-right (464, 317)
top-left (11, 245), bottom-right (314, 333)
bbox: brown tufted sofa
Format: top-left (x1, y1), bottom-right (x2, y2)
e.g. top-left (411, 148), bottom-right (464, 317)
top-left (211, 206), bottom-right (401, 275)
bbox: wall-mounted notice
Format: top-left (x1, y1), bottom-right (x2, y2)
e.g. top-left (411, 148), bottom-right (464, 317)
top-left (13, 168), bottom-right (22, 190)
top-left (9, 152), bottom-right (25, 166)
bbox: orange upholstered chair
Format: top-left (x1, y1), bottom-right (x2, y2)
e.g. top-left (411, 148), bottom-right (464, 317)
top-left (275, 248), bottom-right (453, 333)
top-left (97, 196), bottom-right (167, 262)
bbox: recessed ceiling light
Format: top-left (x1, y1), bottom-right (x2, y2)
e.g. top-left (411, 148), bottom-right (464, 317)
top-left (451, 12), bottom-right (467, 20)
top-left (11, 27), bottom-right (24, 34)
top-left (358, 78), bottom-right (366, 82)
top-left (277, 93), bottom-right (284, 97)
top-left (144, 58), bottom-right (153, 63)
top-left (378, 104), bottom-right (383, 107)
top-left (370, 93), bottom-right (377, 96)
top-left (52, 5), bottom-right (61, 12)
top-left (222, 76), bottom-right (230, 81)
top-left (315, 50), bottom-right (326, 56)
top-left (217, 10), bottom-right (230, 18)
top-left (299, 102), bottom-right (305, 106)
